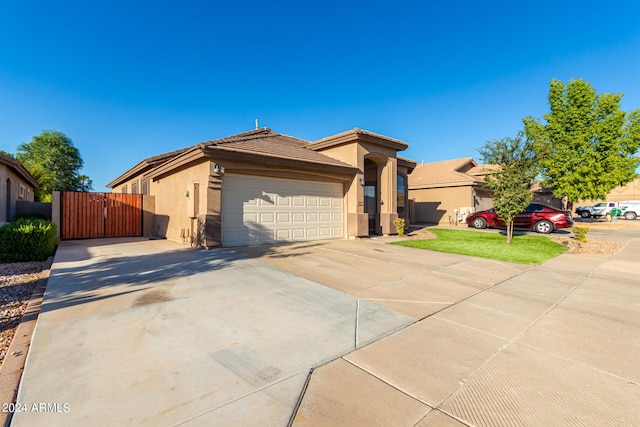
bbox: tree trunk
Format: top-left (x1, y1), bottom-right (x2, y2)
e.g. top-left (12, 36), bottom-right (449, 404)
top-left (506, 221), bottom-right (514, 244)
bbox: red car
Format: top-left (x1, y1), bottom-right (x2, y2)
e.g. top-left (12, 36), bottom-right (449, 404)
top-left (466, 203), bottom-right (573, 234)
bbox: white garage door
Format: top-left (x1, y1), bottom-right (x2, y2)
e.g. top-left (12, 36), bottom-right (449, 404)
top-left (222, 174), bottom-right (344, 247)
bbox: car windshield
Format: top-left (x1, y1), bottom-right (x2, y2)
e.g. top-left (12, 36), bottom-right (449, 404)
top-left (594, 203), bottom-right (607, 207)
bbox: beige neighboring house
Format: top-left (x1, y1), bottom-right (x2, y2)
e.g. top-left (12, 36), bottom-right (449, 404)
top-left (577, 176), bottom-right (640, 205)
top-left (108, 128), bottom-right (416, 247)
top-left (408, 158), bottom-right (496, 225)
top-left (0, 153), bottom-right (39, 223)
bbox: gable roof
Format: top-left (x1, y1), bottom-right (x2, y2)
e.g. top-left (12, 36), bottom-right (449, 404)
top-left (108, 128), bottom-right (359, 188)
top-left (0, 153), bottom-right (39, 188)
top-left (408, 157), bottom-right (496, 189)
top-left (106, 146), bottom-right (192, 188)
top-left (197, 128), bottom-right (356, 168)
top-left (308, 128), bottom-right (409, 152)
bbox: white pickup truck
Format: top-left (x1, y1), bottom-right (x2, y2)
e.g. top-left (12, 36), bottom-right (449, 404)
top-left (575, 200), bottom-right (640, 220)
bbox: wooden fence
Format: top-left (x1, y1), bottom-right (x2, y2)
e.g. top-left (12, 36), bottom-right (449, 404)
top-left (61, 192), bottom-right (143, 240)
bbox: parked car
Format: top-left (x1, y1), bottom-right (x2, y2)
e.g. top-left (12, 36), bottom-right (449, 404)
top-left (467, 203), bottom-right (574, 233)
top-left (575, 201), bottom-right (640, 220)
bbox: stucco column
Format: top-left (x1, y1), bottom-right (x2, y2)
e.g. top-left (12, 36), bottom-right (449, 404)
top-left (197, 169), bottom-right (222, 248)
top-left (380, 158), bottom-right (398, 235)
top-left (346, 175), bottom-right (368, 237)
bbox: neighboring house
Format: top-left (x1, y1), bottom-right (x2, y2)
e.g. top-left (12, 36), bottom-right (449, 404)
top-left (0, 153), bottom-right (39, 223)
top-left (408, 158), bottom-right (495, 225)
top-left (577, 176), bottom-right (640, 206)
top-left (108, 128), bottom-right (416, 247)
top-left (530, 184), bottom-right (566, 209)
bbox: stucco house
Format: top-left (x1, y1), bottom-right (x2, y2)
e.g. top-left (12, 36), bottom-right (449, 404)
top-left (408, 158), bottom-right (495, 225)
top-left (108, 128), bottom-right (416, 247)
top-left (0, 153), bottom-right (39, 223)
top-left (576, 176), bottom-right (640, 206)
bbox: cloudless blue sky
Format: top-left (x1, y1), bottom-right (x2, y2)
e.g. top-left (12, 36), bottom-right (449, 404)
top-left (2, 1), bottom-right (640, 190)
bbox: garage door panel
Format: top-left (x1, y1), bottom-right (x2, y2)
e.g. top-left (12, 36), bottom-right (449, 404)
top-left (243, 213), bottom-right (258, 223)
top-left (276, 197), bottom-right (290, 206)
top-left (259, 213), bottom-right (275, 223)
top-left (222, 174), bottom-right (344, 246)
top-left (319, 227), bottom-right (333, 237)
top-left (276, 229), bottom-right (291, 239)
top-left (319, 213), bottom-right (332, 222)
top-left (277, 212), bottom-right (291, 223)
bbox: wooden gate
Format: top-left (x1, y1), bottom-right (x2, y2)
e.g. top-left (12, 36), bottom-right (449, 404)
top-left (61, 192), bottom-right (143, 240)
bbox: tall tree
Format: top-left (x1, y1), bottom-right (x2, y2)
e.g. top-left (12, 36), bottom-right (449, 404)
top-left (524, 78), bottom-right (640, 203)
top-left (77, 174), bottom-right (93, 192)
top-left (17, 130), bottom-right (85, 201)
top-left (478, 133), bottom-right (537, 243)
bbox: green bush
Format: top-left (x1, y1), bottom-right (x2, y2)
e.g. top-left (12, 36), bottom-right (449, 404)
top-left (573, 225), bottom-right (589, 243)
top-left (393, 218), bottom-right (406, 237)
top-left (0, 218), bottom-right (57, 262)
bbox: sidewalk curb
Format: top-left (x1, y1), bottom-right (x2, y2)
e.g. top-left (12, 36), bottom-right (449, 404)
top-left (0, 256), bottom-right (53, 427)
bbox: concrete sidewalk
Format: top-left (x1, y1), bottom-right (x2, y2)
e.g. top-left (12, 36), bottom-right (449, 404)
top-left (277, 239), bottom-right (640, 426)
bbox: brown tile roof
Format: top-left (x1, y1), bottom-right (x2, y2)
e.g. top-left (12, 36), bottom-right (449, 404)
top-left (0, 153), bottom-right (39, 188)
top-left (106, 146), bottom-right (192, 188)
top-left (200, 128), bottom-right (356, 169)
top-left (467, 164), bottom-right (500, 176)
top-left (308, 128), bottom-right (409, 151)
top-left (408, 157), bottom-right (498, 188)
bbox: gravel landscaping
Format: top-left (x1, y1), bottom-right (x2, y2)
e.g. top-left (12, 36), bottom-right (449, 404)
top-left (0, 261), bottom-right (45, 367)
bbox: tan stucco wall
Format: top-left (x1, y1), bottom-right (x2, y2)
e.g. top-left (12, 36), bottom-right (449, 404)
top-left (0, 163), bottom-right (36, 223)
top-left (410, 186), bottom-right (475, 225)
top-left (577, 177), bottom-right (640, 206)
top-left (150, 159), bottom-right (212, 244)
top-left (316, 141), bottom-right (400, 235)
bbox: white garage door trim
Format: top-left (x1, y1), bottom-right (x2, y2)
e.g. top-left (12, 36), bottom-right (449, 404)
top-left (221, 174), bottom-right (344, 247)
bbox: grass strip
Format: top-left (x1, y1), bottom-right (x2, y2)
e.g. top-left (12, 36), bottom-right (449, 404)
top-left (390, 228), bottom-right (568, 265)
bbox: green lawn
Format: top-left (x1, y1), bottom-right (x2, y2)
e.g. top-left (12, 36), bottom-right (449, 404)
top-left (390, 228), bottom-right (568, 265)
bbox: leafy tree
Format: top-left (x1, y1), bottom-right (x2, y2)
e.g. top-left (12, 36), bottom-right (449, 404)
top-left (16, 130), bottom-right (86, 201)
top-left (0, 150), bottom-right (14, 157)
top-left (524, 78), bottom-right (640, 204)
top-left (478, 133), bottom-right (537, 243)
top-left (77, 175), bottom-right (93, 192)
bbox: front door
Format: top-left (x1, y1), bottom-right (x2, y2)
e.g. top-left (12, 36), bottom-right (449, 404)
top-left (364, 185), bottom-right (377, 234)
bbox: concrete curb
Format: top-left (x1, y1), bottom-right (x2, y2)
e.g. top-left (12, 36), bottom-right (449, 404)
top-left (0, 256), bottom-right (53, 427)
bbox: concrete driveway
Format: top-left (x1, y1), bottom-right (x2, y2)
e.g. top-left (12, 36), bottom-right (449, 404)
top-left (11, 238), bottom-right (412, 426)
top-left (11, 233), bottom-right (640, 426)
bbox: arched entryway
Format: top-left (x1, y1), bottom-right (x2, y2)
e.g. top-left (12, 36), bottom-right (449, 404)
top-left (363, 154), bottom-right (387, 235)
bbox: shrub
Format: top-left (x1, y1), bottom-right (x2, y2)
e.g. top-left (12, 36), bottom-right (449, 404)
top-left (0, 218), bottom-right (57, 262)
top-left (393, 218), bottom-right (406, 237)
top-left (573, 225), bottom-right (589, 243)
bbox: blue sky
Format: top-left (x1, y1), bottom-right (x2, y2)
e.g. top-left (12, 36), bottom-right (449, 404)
top-left (2, 1), bottom-right (639, 190)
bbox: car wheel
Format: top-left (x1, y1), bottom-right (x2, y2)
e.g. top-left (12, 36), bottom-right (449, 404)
top-left (624, 211), bottom-right (637, 220)
top-left (471, 217), bottom-right (487, 229)
top-left (580, 211), bottom-right (591, 218)
top-left (534, 220), bottom-right (553, 234)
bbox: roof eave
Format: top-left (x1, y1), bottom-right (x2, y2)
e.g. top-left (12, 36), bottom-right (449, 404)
top-left (0, 155), bottom-right (39, 188)
top-left (309, 129), bottom-right (409, 152)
